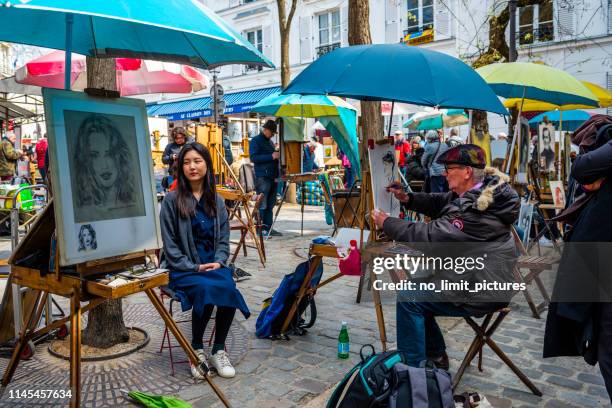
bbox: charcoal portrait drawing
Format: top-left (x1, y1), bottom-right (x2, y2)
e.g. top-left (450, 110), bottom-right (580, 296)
top-left (64, 111), bottom-right (146, 223)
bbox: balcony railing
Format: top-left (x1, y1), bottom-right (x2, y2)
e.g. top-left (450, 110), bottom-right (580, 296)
top-left (517, 25), bottom-right (554, 45)
top-left (316, 43), bottom-right (341, 58)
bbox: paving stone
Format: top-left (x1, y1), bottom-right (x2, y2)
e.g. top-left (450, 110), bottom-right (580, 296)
top-left (546, 375), bottom-right (583, 391)
top-left (272, 346), bottom-right (296, 359)
top-left (544, 400), bottom-right (580, 408)
top-left (483, 395), bottom-right (512, 408)
top-left (499, 329), bottom-right (531, 341)
top-left (295, 353), bottom-right (326, 366)
top-left (586, 385), bottom-right (610, 399)
top-left (292, 378), bottom-right (329, 394)
top-left (286, 390), bottom-right (316, 404)
top-left (257, 380), bottom-right (293, 397)
top-left (501, 387), bottom-right (546, 405)
top-left (539, 364), bottom-right (574, 377)
top-left (557, 390), bottom-right (608, 408)
top-left (577, 372), bottom-right (605, 386)
top-left (236, 359), bottom-right (261, 374)
top-left (267, 357), bottom-right (301, 371)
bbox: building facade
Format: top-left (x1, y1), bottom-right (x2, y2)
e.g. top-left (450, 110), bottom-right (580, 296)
top-left (149, 0), bottom-right (612, 136)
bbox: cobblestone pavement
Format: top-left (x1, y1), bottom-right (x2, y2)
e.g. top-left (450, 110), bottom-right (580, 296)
top-left (0, 204), bottom-right (611, 407)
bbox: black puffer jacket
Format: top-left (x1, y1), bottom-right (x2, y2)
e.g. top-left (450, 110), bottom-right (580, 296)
top-left (405, 148), bottom-right (426, 181)
top-left (383, 167), bottom-right (520, 312)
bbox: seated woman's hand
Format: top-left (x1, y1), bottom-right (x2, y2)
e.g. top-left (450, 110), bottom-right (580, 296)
top-left (199, 263), bottom-right (221, 272)
top-left (583, 177), bottom-right (605, 192)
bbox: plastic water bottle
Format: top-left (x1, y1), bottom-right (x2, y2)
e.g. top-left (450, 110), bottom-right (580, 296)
top-left (338, 321), bottom-right (350, 359)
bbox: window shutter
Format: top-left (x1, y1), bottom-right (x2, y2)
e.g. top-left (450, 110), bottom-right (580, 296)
top-left (385, 0), bottom-right (400, 43)
top-left (435, 0), bottom-right (451, 40)
top-left (556, 1), bottom-right (575, 39)
top-left (262, 25), bottom-right (273, 62)
top-left (299, 15), bottom-right (313, 63)
top-left (341, 5), bottom-right (349, 46)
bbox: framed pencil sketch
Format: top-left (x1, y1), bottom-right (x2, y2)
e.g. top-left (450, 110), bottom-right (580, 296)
top-left (368, 142), bottom-right (401, 218)
top-left (538, 123), bottom-right (556, 173)
top-left (43, 88), bottom-right (162, 266)
top-left (549, 180), bottom-right (566, 209)
top-left (516, 117), bottom-right (530, 184)
top-left (517, 200), bottom-right (534, 247)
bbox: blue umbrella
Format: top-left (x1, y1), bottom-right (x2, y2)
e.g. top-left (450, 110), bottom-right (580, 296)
top-left (528, 109), bottom-right (593, 132)
top-left (283, 44), bottom-right (507, 115)
top-left (0, 0), bottom-right (273, 88)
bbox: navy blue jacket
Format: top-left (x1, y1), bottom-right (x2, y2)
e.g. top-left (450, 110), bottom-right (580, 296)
top-left (249, 133), bottom-right (279, 178)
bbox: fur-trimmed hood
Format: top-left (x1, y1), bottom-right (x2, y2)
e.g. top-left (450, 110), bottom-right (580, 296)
top-left (463, 166), bottom-right (519, 225)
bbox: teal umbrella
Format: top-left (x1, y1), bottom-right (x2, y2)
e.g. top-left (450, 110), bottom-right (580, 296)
top-left (403, 109), bottom-right (468, 130)
top-left (0, 0), bottom-right (273, 89)
top-left (251, 93), bottom-right (360, 174)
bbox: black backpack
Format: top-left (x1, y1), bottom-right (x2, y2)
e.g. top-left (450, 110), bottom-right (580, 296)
top-left (327, 345), bottom-right (454, 408)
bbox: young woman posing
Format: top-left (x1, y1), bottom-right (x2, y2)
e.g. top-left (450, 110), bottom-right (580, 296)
top-left (160, 142), bottom-right (249, 379)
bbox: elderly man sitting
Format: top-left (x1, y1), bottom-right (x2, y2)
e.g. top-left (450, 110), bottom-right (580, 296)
top-left (371, 144), bottom-right (520, 369)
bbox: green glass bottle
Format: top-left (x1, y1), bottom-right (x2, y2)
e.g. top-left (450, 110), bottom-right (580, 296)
top-left (338, 321), bottom-right (350, 359)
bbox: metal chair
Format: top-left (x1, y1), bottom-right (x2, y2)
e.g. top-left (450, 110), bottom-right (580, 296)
top-left (158, 286), bottom-right (216, 376)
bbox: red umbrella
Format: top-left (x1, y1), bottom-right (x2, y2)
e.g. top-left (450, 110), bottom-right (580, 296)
top-left (15, 50), bottom-right (208, 95)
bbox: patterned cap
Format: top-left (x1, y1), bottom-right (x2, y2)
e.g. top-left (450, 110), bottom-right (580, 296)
top-left (436, 144), bottom-right (486, 169)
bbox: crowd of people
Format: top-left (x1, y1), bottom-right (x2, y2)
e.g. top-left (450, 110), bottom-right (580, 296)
top-left (0, 131), bottom-right (48, 184)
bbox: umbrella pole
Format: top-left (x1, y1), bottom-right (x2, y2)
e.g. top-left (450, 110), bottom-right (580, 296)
top-left (467, 109), bottom-right (473, 144)
top-left (505, 87), bottom-right (526, 174)
top-left (387, 101), bottom-right (395, 138)
top-left (64, 14), bottom-right (74, 90)
top-left (558, 111), bottom-right (563, 181)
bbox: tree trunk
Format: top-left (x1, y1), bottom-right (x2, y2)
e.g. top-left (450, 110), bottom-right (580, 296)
top-left (276, 0), bottom-right (298, 89)
top-left (81, 56), bottom-right (129, 348)
top-left (470, 0), bottom-right (546, 140)
top-left (348, 0), bottom-right (383, 142)
top-left (280, 29), bottom-right (291, 88)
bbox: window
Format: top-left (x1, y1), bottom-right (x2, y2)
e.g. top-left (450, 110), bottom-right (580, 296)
top-left (518, 0), bottom-right (553, 45)
top-left (245, 28), bottom-right (263, 72)
top-left (316, 10), bottom-right (341, 58)
top-left (406, 0), bottom-right (433, 35)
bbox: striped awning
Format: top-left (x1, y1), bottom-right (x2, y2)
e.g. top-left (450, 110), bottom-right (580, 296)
top-left (147, 86), bottom-right (281, 120)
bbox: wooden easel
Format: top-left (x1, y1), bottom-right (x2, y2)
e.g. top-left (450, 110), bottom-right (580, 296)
top-left (0, 203), bottom-right (231, 408)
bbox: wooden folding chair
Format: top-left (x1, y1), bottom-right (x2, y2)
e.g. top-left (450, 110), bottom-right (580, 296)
top-left (452, 308), bottom-right (542, 397)
top-left (229, 193), bottom-right (266, 264)
top-left (511, 226), bottom-right (557, 319)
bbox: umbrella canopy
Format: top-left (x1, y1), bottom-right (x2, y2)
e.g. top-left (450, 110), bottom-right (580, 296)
top-left (15, 51), bottom-right (209, 96)
top-left (283, 44), bottom-right (508, 115)
top-left (0, 0), bottom-right (273, 69)
top-left (251, 92), bottom-right (360, 174)
top-left (477, 62), bottom-right (598, 107)
top-left (251, 93), bottom-right (355, 117)
top-left (528, 109), bottom-right (593, 132)
top-left (504, 81), bottom-right (612, 111)
top-left (403, 108), bottom-right (468, 130)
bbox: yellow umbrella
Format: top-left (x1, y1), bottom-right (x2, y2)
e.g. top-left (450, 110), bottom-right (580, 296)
top-left (504, 81), bottom-right (612, 111)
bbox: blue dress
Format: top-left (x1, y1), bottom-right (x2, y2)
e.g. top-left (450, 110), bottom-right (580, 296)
top-left (169, 200), bottom-right (250, 319)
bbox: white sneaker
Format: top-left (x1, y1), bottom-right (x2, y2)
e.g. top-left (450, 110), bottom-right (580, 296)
top-left (190, 349), bottom-right (206, 380)
top-left (209, 350), bottom-right (235, 378)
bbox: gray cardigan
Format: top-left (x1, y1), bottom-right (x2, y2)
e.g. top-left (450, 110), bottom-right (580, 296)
top-left (160, 191), bottom-right (230, 272)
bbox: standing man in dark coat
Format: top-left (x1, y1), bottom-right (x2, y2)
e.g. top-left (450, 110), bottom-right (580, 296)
top-left (371, 144), bottom-right (520, 369)
top-left (249, 120), bottom-right (282, 236)
top-left (544, 131), bottom-right (612, 401)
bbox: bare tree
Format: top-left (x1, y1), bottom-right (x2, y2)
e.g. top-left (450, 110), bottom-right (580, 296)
top-left (469, 0), bottom-right (546, 135)
top-left (348, 0), bottom-right (384, 142)
top-left (276, 0), bottom-right (299, 88)
top-left (81, 56), bottom-right (130, 349)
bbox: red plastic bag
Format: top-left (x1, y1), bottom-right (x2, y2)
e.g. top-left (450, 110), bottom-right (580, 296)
top-left (338, 240), bottom-right (362, 276)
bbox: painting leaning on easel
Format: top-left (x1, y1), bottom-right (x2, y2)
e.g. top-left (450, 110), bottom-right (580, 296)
top-left (368, 143), bottom-right (401, 218)
top-left (43, 88), bottom-right (162, 266)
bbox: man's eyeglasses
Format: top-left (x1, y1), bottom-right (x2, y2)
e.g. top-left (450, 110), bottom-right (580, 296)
top-left (443, 164), bottom-right (466, 173)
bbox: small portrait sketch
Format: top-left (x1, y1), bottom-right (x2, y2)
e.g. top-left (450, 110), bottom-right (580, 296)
top-left (517, 201), bottom-right (534, 247)
top-left (64, 111), bottom-right (146, 223)
top-left (368, 144), bottom-right (401, 218)
top-left (78, 224), bottom-right (97, 252)
top-left (538, 124), bottom-right (556, 173)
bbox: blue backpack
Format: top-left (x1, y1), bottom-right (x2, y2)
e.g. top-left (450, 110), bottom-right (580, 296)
top-left (255, 258), bottom-right (323, 339)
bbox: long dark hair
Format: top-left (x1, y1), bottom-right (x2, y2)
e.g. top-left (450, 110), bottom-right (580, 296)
top-left (74, 114), bottom-right (134, 206)
top-left (176, 142), bottom-right (217, 219)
